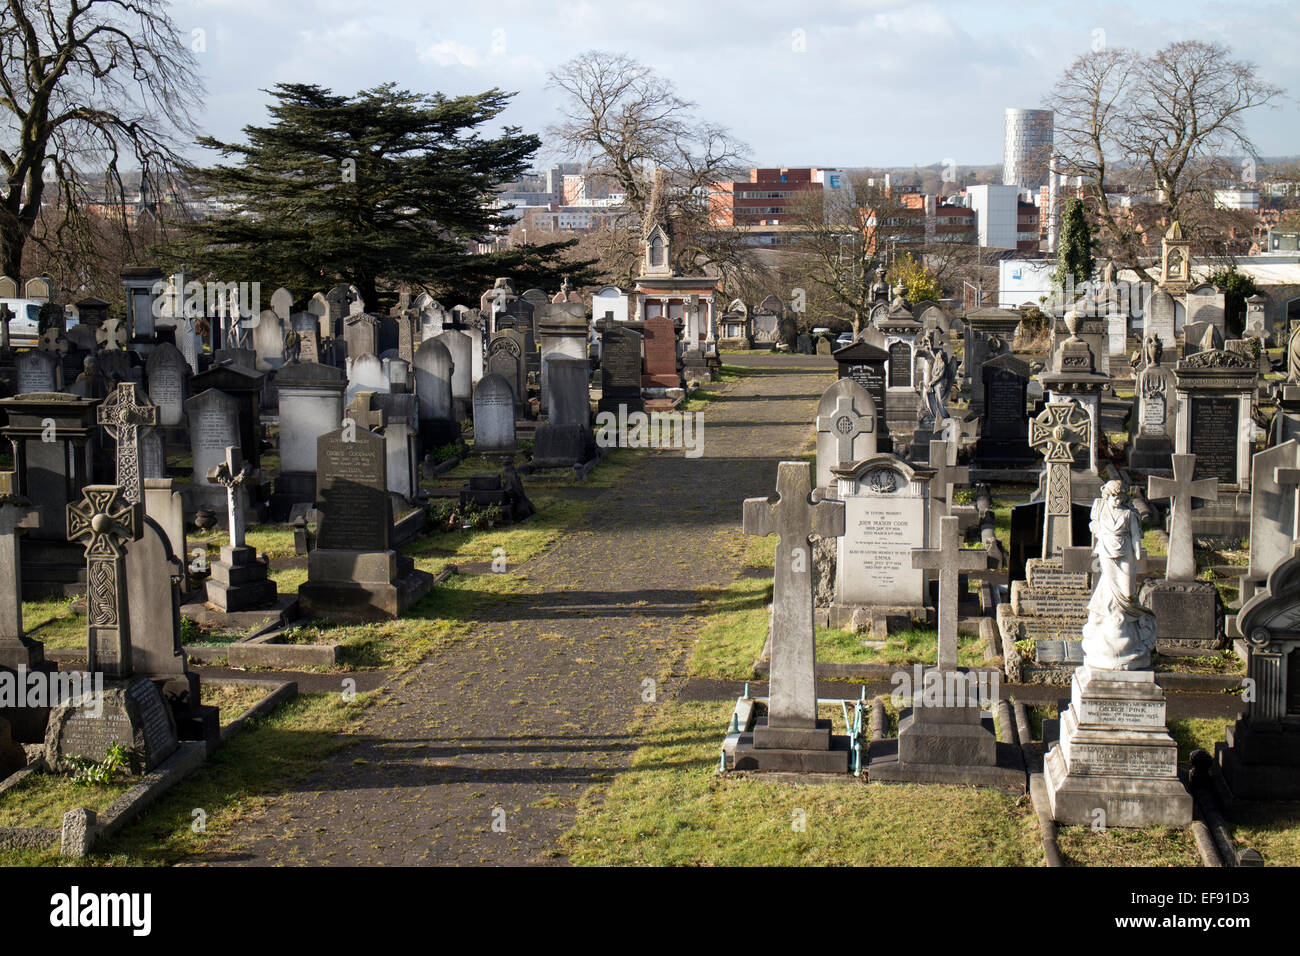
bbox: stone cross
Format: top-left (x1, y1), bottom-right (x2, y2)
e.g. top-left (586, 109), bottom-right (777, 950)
top-left (1148, 454), bottom-right (1218, 581)
top-left (66, 485), bottom-right (142, 678)
top-left (743, 461), bottom-right (845, 733)
top-left (1029, 401), bottom-right (1091, 557)
top-left (816, 394), bottom-right (873, 465)
top-left (96, 317), bottom-right (127, 351)
top-left (206, 446), bottom-right (253, 549)
top-left (928, 437), bottom-right (969, 540)
top-left (39, 327), bottom-right (70, 355)
top-left (97, 382), bottom-right (160, 505)
top-left (0, 471), bottom-right (40, 666)
top-left (912, 515), bottom-right (990, 670)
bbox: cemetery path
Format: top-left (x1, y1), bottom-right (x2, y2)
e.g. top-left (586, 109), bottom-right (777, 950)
top-left (207, 360), bottom-right (836, 866)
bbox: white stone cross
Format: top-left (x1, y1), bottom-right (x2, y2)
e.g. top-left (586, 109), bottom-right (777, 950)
top-left (816, 394), bottom-right (873, 465)
top-left (912, 515), bottom-right (990, 670)
top-left (1148, 453), bottom-right (1218, 581)
top-left (743, 462), bottom-right (845, 733)
top-left (1029, 401), bottom-right (1091, 557)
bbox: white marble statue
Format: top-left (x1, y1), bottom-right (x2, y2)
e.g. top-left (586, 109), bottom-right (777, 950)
top-left (1080, 480), bottom-right (1157, 670)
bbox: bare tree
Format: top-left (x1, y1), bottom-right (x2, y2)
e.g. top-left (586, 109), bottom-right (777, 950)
top-left (1047, 40), bottom-right (1281, 280)
top-left (546, 50), bottom-right (751, 283)
top-left (0, 0), bottom-right (203, 280)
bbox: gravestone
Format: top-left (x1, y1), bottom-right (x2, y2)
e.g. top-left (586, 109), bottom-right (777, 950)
top-left (1217, 543), bottom-right (1300, 799)
top-left (184, 389), bottom-right (242, 514)
top-left (1238, 441), bottom-right (1300, 605)
top-left (473, 374), bottom-right (517, 454)
top-left (297, 426), bottom-right (434, 621)
top-left (252, 308), bottom-right (285, 371)
top-left (0, 473), bottom-right (41, 669)
top-left (814, 378), bottom-right (876, 490)
top-left (867, 515), bottom-right (1021, 788)
top-left (729, 461), bottom-right (849, 773)
top-left (16, 349), bottom-right (60, 393)
top-left (205, 446), bottom-right (277, 611)
top-left (597, 323), bottom-right (644, 416)
top-left (435, 329), bottom-right (473, 420)
top-left (1141, 454), bottom-right (1224, 649)
top-left (97, 382), bottom-right (160, 506)
top-left (272, 362), bottom-right (346, 519)
top-left (189, 362), bottom-right (265, 468)
top-left (962, 307), bottom-right (1019, 410)
top-left (1186, 288), bottom-right (1226, 335)
top-left (1129, 364), bottom-right (1177, 470)
top-left (532, 357), bottom-right (593, 468)
top-left (348, 351), bottom-right (389, 398)
top-left (413, 337), bottom-right (459, 447)
top-left (145, 342), bottom-right (188, 428)
top-left (1144, 289), bottom-right (1177, 358)
top-left (343, 312), bottom-right (378, 364)
top-left (124, 498), bottom-right (217, 743)
top-left (973, 353), bottom-right (1033, 466)
top-left (487, 330), bottom-right (528, 413)
top-left (829, 456), bottom-right (932, 626)
top-left (0, 393), bottom-right (100, 597)
top-left (833, 340), bottom-right (890, 449)
top-left (641, 316), bottom-right (679, 388)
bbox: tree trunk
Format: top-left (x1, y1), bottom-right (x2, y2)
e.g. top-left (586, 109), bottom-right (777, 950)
top-left (0, 218), bottom-right (25, 280)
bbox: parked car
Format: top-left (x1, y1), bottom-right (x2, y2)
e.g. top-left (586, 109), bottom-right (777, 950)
top-left (835, 332), bottom-right (855, 347)
top-left (0, 299), bottom-right (79, 348)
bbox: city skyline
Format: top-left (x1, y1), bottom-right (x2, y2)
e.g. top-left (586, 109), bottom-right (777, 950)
top-left (173, 0), bottom-right (1300, 168)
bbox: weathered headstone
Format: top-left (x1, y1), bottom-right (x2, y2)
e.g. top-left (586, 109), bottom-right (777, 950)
top-left (145, 342), bottom-right (188, 428)
top-left (473, 374), bottom-right (517, 455)
top-left (297, 426), bottom-right (434, 621)
top-left (597, 324), bottom-right (643, 417)
top-left (0, 473), bottom-right (41, 668)
top-left (814, 378), bottom-right (876, 491)
top-left (641, 316), bottom-right (679, 388)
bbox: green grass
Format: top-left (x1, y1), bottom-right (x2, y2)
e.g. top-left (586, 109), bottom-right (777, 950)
top-left (0, 773), bottom-right (133, 830)
top-left (562, 698), bottom-right (1042, 866)
top-left (0, 690), bottom-right (376, 866)
top-left (1056, 824), bottom-right (1201, 866)
top-left (1225, 803), bottom-right (1300, 866)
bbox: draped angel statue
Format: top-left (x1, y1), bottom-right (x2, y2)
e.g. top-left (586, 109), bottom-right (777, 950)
top-left (1080, 480), bottom-right (1157, 670)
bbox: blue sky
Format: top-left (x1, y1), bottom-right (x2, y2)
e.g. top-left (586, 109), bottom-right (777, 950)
top-left (173, 0), bottom-right (1300, 169)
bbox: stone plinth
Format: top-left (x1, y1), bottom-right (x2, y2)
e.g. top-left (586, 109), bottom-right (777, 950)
top-left (1139, 578), bottom-right (1224, 649)
top-left (997, 558), bottom-right (1092, 659)
top-left (205, 544), bottom-right (278, 612)
top-left (1044, 665), bottom-right (1192, 827)
top-left (298, 548), bottom-right (433, 623)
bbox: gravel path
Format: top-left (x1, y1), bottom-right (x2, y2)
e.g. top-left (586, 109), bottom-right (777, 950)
top-left (206, 360), bottom-right (834, 865)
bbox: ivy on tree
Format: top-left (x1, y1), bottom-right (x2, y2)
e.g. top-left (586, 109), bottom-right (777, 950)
top-left (1052, 198), bottom-right (1095, 296)
top-left (173, 83), bottom-right (597, 308)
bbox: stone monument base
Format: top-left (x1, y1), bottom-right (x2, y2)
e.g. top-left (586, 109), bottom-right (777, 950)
top-left (729, 717), bottom-right (851, 774)
top-left (1128, 435), bottom-right (1173, 471)
top-left (530, 423), bottom-right (593, 468)
top-left (1216, 719), bottom-right (1300, 801)
top-left (44, 676), bottom-right (179, 775)
top-left (269, 471), bottom-right (316, 522)
top-left (298, 548), bottom-right (434, 623)
top-left (867, 701), bottom-right (1026, 790)
top-left (205, 545), bottom-right (278, 612)
top-left (1044, 665), bottom-right (1192, 827)
top-left (1139, 578), bottom-right (1224, 649)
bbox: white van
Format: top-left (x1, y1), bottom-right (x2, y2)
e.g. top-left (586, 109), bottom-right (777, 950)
top-left (0, 298), bottom-right (79, 348)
